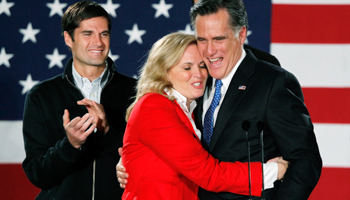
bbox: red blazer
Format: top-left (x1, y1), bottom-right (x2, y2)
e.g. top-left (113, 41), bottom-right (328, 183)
top-left (122, 93), bottom-right (262, 200)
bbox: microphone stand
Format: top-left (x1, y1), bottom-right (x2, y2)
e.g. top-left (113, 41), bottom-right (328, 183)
top-left (257, 121), bottom-right (265, 200)
top-left (242, 120), bottom-right (252, 200)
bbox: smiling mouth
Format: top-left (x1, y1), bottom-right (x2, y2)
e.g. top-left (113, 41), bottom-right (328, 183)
top-left (90, 50), bottom-right (103, 53)
top-left (209, 57), bottom-right (223, 65)
top-left (193, 82), bottom-right (201, 86)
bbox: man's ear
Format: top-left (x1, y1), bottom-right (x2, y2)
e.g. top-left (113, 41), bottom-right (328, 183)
top-left (239, 26), bottom-right (247, 45)
top-left (64, 31), bottom-right (73, 48)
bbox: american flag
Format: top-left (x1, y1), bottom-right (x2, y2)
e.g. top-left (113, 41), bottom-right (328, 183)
top-left (0, 0), bottom-right (349, 199)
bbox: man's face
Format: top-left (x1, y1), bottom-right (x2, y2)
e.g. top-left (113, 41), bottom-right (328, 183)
top-left (195, 9), bottom-right (246, 80)
top-left (64, 16), bottom-right (110, 69)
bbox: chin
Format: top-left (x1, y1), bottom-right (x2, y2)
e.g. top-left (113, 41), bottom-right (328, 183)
top-left (91, 60), bottom-right (106, 66)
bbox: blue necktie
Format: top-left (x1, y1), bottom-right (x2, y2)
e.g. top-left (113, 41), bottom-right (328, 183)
top-left (203, 79), bottom-right (223, 146)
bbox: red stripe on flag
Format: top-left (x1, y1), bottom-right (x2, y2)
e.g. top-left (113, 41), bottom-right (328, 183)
top-left (302, 88), bottom-right (350, 124)
top-left (271, 4), bottom-right (350, 44)
top-left (309, 167), bottom-right (350, 199)
top-left (0, 164), bottom-right (40, 199)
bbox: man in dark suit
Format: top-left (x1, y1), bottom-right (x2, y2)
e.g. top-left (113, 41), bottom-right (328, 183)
top-left (190, 0), bottom-right (322, 199)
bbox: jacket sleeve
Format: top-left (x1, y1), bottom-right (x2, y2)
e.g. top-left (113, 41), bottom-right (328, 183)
top-left (138, 94), bottom-right (263, 196)
top-left (266, 71), bottom-right (322, 199)
top-left (22, 88), bottom-right (84, 189)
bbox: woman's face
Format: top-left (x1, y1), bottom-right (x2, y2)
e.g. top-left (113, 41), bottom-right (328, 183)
top-left (167, 44), bottom-right (208, 103)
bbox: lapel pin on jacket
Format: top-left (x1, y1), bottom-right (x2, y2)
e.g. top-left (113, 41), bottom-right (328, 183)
top-left (238, 85), bottom-right (246, 90)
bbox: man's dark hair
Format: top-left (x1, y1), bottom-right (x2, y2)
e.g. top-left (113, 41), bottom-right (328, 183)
top-left (61, 1), bottom-right (111, 41)
top-left (190, 0), bottom-right (249, 33)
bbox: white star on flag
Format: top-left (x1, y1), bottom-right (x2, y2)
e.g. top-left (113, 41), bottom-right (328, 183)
top-left (0, 0), bottom-right (15, 16)
top-left (244, 30), bottom-right (252, 44)
top-left (125, 24), bottom-right (146, 45)
top-left (100, 0), bottom-right (120, 18)
top-left (108, 50), bottom-right (119, 62)
top-left (0, 47), bottom-right (14, 68)
top-left (46, 0), bottom-right (67, 17)
top-left (46, 48), bottom-right (66, 69)
top-left (19, 22), bottom-right (41, 43)
top-left (179, 24), bottom-right (194, 35)
top-left (152, 0), bottom-right (173, 18)
top-left (19, 74), bottom-right (39, 95)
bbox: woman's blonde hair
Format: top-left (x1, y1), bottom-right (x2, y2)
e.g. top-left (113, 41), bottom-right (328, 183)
top-left (125, 32), bottom-right (197, 121)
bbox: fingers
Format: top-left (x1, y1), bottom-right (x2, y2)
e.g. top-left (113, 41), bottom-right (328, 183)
top-left (77, 99), bottom-right (103, 122)
top-left (69, 113), bottom-right (92, 131)
top-left (116, 158), bottom-right (125, 172)
top-left (119, 183), bottom-right (126, 189)
top-left (117, 170), bottom-right (129, 188)
top-left (117, 170), bottom-right (128, 178)
top-left (276, 156), bottom-right (290, 165)
top-left (116, 152), bottom-right (129, 188)
top-left (276, 156), bottom-right (289, 180)
top-left (78, 98), bottom-right (101, 112)
top-left (91, 100), bottom-right (104, 113)
top-left (267, 156), bottom-right (280, 163)
top-left (118, 147), bottom-right (123, 157)
top-left (277, 161), bottom-right (288, 180)
top-left (80, 114), bottom-right (96, 134)
top-left (63, 109), bottom-right (70, 126)
top-left (77, 98), bottom-right (91, 106)
top-left (65, 112), bottom-right (95, 149)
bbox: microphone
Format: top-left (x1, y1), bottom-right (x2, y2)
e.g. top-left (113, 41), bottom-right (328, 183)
top-left (257, 121), bottom-right (265, 200)
top-left (242, 120), bottom-right (252, 200)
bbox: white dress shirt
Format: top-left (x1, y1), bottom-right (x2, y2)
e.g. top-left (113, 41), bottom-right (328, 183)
top-left (72, 61), bottom-right (109, 104)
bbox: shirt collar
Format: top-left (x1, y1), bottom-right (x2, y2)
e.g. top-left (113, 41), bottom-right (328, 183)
top-left (165, 88), bottom-right (197, 113)
top-left (72, 61), bottom-right (109, 88)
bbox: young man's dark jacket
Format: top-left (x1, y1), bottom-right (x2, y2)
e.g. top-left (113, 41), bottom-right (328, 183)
top-left (22, 57), bottom-right (136, 200)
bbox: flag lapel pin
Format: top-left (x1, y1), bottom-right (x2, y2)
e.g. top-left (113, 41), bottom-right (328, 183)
top-left (238, 85), bottom-right (246, 90)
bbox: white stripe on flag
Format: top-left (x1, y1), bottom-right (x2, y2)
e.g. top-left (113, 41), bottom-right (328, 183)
top-left (271, 44), bottom-right (350, 87)
top-left (1, 121), bottom-right (349, 168)
top-left (314, 123), bottom-right (350, 167)
top-left (272, 0), bottom-right (350, 4)
top-left (0, 121), bottom-right (25, 163)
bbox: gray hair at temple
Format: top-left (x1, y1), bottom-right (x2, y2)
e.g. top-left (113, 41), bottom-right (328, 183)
top-left (189, 0), bottom-right (249, 34)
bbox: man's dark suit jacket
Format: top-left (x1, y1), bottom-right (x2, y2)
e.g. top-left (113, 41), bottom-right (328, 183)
top-left (195, 49), bottom-right (322, 200)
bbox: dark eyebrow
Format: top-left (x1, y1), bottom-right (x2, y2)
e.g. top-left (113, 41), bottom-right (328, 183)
top-left (196, 36), bottom-right (206, 41)
top-left (80, 30), bottom-right (110, 34)
top-left (81, 30), bottom-right (93, 34)
top-left (213, 36), bottom-right (226, 40)
top-left (102, 30), bottom-right (110, 34)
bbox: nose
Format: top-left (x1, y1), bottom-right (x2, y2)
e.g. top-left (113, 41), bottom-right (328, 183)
top-left (205, 41), bottom-right (216, 56)
top-left (92, 34), bottom-right (102, 46)
top-left (193, 66), bottom-right (204, 79)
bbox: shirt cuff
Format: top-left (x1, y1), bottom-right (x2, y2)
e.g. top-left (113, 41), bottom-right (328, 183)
top-left (263, 162), bottom-right (278, 190)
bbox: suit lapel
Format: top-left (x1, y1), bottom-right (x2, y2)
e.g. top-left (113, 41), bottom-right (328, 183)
top-left (194, 96), bottom-right (204, 131)
top-left (194, 76), bottom-right (212, 133)
top-left (209, 50), bottom-right (258, 152)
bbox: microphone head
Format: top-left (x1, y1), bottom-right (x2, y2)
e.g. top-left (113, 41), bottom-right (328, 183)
top-left (242, 120), bottom-right (251, 131)
top-left (257, 121), bottom-right (264, 132)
